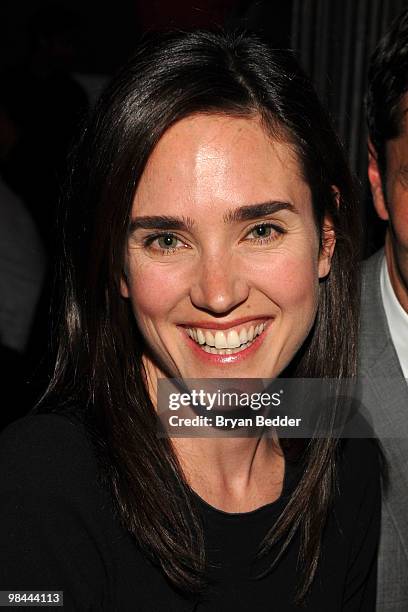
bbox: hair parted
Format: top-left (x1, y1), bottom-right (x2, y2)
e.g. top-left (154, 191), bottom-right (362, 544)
top-left (36, 30), bottom-right (360, 604)
top-left (366, 8), bottom-right (408, 177)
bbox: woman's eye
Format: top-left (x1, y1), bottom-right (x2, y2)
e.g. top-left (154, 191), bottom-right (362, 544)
top-left (251, 225), bottom-right (272, 238)
top-left (246, 223), bottom-right (283, 242)
top-left (143, 233), bottom-right (185, 254)
top-left (156, 234), bottom-right (178, 249)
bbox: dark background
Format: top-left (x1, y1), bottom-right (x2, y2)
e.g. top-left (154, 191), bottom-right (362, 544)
top-left (0, 0), bottom-right (406, 428)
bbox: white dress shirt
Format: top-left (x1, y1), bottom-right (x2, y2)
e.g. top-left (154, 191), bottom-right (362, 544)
top-left (380, 255), bottom-right (408, 380)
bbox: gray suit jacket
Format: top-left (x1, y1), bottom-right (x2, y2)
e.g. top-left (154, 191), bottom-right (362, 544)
top-left (360, 249), bottom-right (408, 611)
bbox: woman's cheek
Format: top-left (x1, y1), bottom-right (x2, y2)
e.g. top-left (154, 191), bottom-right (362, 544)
top-left (127, 259), bottom-right (190, 320)
top-left (250, 249), bottom-right (319, 310)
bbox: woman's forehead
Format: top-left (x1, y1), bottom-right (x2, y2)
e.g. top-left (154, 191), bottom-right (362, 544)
top-left (131, 113), bottom-right (310, 220)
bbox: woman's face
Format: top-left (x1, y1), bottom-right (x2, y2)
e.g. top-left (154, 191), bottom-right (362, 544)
top-left (121, 114), bottom-right (333, 382)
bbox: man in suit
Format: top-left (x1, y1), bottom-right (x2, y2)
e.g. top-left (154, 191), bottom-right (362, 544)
top-left (362, 9), bottom-right (408, 610)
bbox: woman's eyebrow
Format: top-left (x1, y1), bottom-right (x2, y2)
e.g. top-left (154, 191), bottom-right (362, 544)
top-left (128, 201), bottom-right (297, 234)
top-left (223, 200), bottom-right (297, 223)
top-left (128, 215), bottom-right (195, 233)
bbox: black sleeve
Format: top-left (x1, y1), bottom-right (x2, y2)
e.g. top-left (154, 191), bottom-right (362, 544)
top-left (0, 414), bottom-right (109, 611)
top-left (341, 440), bottom-right (382, 611)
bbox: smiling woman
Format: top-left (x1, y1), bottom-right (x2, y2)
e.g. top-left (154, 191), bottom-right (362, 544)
top-left (0, 31), bottom-right (380, 611)
top-left (122, 116), bottom-right (329, 383)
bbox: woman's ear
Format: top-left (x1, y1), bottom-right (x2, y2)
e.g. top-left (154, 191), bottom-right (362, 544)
top-left (318, 188), bottom-right (337, 279)
top-left (318, 217), bottom-right (336, 278)
top-left (120, 269), bottom-right (130, 298)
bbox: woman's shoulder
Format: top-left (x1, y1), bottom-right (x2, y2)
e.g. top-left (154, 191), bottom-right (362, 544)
top-left (0, 409), bottom-right (101, 494)
top-left (1, 408), bottom-right (88, 440)
top-left (0, 408), bottom-right (91, 449)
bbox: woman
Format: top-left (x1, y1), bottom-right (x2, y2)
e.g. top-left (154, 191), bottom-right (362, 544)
top-left (0, 31), bottom-right (379, 610)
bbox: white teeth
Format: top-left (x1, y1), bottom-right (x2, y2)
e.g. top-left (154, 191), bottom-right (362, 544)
top-left (187, 321), bottom-right (268, 353)
top-left (204, 330), bottom-right (214, 346)
top-left (196, 329), bottom-right (206, 345)
top-left (202, 341), bottom-right (254, 355)
top-left (214, 331), bottom-right (228, 349)
top-left (227, 330), bottom-right (241, 348)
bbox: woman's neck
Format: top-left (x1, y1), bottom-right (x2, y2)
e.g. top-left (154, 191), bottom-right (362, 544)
top-left (142, 357), bottom-right (285, 512)
top-left (172, 435), bottom-right (285, 513)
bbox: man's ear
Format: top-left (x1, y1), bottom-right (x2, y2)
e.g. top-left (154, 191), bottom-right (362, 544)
top-left (318, 212), bottom-right (336, 279)
top-left (368, 138), bottom-right (389, 221)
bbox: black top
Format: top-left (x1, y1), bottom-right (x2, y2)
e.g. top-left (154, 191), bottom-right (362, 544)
top-left (0, 412), bottom-right (380, 611)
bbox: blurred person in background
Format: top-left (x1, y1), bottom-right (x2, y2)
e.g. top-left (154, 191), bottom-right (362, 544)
top-left (0, 5), bottom-right (89, 423)
top-left (0, 104), bottom-right (45, 430)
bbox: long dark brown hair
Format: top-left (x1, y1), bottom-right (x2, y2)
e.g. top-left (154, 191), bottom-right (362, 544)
top-left (36, 31), bottom-right (360, 604)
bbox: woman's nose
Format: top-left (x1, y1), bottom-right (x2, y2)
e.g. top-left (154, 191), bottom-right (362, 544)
top-left (189, 255), bottom-right (250, 314)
